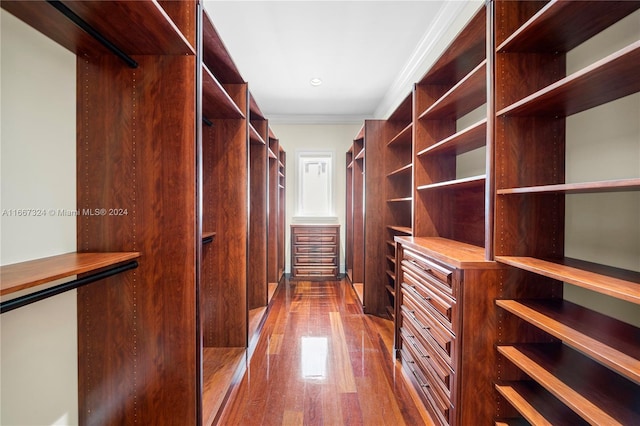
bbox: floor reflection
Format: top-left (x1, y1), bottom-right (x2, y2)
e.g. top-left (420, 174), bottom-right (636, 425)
top-left (300, 336), bottom-right (328, 379)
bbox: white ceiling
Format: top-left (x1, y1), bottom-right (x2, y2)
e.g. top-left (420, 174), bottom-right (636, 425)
top-left (203, 1), bottom-right (482, 124)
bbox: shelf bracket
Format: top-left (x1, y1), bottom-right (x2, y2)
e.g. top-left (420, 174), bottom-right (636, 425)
top-left (47, 0), bottom-right (138, 69)
top-left (1, 260), bottom-right (139, 314)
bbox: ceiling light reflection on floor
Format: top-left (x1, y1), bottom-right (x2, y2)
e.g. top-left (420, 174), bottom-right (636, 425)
top-left (301, 336), bottom-right (328, 379)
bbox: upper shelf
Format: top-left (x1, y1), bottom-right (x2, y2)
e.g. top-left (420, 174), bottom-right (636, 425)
top-left (202, 8), bottom-right (243, 84)
top-left (2, 0), bottom-right (194, 57)
top-left (249, 124), bottom-right (266, 145)
top-left (388, 123), bottom-right (412, 148)
top-left (202, 65), bottom-right (245, 120)
top-left (418, 61), bottom-right (486, 120)
top-left (498, 41), bottom-right (640, 117)
top-left (1, 252), bottom-right (140, 297)
top-left (417, 119), bottom-right (486, 158)
top-left (496, 256), bottom-right (640, 305)
top-left (498, 1), bottom-right (640, 53)
top-left (419, 5), bottom-right (486, 85)
top-left (497, 178), bottom-right (640, 195)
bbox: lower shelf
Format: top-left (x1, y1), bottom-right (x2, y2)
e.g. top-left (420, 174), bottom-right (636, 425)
top-left (497, 343), bottom-right (639, 425)
top-left (202, 347), bottom-right (246, 426)
top-left (496, 381), bottom-right (588, 425)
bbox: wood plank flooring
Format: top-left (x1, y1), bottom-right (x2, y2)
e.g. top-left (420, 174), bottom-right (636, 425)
top-left (218, 278), bottom-right (431, 425)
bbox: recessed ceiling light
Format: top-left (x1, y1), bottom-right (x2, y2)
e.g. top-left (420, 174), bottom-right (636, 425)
top-left (310, 78), bottom-right (323, 87)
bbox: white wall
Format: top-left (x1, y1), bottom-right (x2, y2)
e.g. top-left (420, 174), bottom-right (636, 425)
top-left (270, 123), bottom-right (362, 274)
top-left (1, 10), bottom-right (78, 425)
top-left (564, 10), bottom-right (640, 327)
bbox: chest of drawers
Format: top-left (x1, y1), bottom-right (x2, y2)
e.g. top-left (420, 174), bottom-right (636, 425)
top-left (395, 237), bottom-right (504, 426)
top-left (290, 224), bottom-right (340, 279)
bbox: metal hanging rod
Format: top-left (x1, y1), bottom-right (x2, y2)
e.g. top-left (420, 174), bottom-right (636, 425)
top-left (203, 117), bottom-right (213, 127)
top-left (1, 260), bottom-right (139, 314)
top-left (47, 0), bottom-right (138, 69)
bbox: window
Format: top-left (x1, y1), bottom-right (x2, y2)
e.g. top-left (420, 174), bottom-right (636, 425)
top-left (296, 151), bottom-right (333, 217)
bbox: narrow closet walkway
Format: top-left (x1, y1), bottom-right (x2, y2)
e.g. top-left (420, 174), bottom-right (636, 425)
top-left (218, 278), bottom-right (431, 425)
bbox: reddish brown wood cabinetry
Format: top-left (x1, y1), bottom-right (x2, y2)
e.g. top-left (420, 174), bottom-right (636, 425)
top-left (396, 237), bottom-right (504, 426)
top-left (1, 1), bottom-right (285, 424)
top-left (291, 224), bottom-right (339, 279)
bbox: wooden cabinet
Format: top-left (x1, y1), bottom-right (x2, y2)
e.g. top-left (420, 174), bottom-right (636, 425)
top-left (345, 121), bottom-right (396, 316)
top-left (396, 237), bottom-right (503, 426)
top-left (290, 225), bottom-right (339, 279)
top-left (1, 2), bottom-right (285, 424)
top-left (492, 1), bottom-right (640, 423)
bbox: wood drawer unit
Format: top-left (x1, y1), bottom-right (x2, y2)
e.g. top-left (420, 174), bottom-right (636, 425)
top-left (290, 224), bottom-right (339, 280)
top-left (396, 237), bottom-right (504, 426)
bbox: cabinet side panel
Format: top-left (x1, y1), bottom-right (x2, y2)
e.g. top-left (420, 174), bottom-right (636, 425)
top-left (77, 54), bottom-right (197, 425)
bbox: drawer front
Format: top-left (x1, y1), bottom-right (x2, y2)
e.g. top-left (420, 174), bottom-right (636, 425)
top-left (400, 346), bottom-right (452, 426)
top-left (293, 255), bottom-right (337, 266)
top-left (401, 285), bottom-right (455, 366)
top-left (292, 227), bottom-right (327, 234)
top-left (294, 234), bottom-right (337, 245)
top-left (402, 310), bottom-right (454, 401)
top-left (294, 245), bottom-right (337, 255)
top-left (402, 269), bottom-right (456, 331)
top-left (292, 266), bottom-right (338, 277)
top-left (402, 248), bottom-right (453, 295)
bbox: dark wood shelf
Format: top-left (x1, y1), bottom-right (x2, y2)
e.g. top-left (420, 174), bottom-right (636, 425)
top-left (202, 347), bottom-right (246, 426)
top-left (495, 381), bottom-right (589, 426)
top-left (497, 41), bottom-right (640, 118)
top-left (202, 65), bottom-right (245, 119)
top-left (386, 305), bottom-right (395, 320)
top-left (416, 175), bottom-right (485, 192)
top-left (497, 299), bottom-right (640, 384)
top-left (497, 1), bottom-right (640, 53)
top-left (387, 226), bottom-right (413, 236)
top-left (387, 163), bottom-right (412, 178)
top-left (497, 178), bottom-right (640, 195)
top-left (202, 8), bottom-right (243, 84)
top-left (354, 148), bottom-right (365, 160)
top-left (386, 255), bottom-right (396, 265)
top-left (416, 119), bottom-right (486, 158)
top-left (268, 147), bottom-right (277, 159)
top-left (497, 344), bottom-right (640, 425)
top-left (496, 256), bottom-right (640, 304)
top-left (386, 269), bottom-right (396, 281)
top-left (249, 124), bottom-right (266, 145)
top-left (1, 0), bottom-right (195, 57)
top-left (387, 123), bottom-right (412, 147)
top-left (419, 6), bottom-right (486, 85)
top-left (385, 285), bottom-right (395, 297)
top-left (418, 60), bottom-right (487, 120)
top-left (1, 252), bottom-right (140, 296)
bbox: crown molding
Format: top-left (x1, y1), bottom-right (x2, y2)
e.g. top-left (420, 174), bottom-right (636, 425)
top-left (374, 0), bottom-right (484, 120)
top-left (267, 114), bottom-right (369, 125)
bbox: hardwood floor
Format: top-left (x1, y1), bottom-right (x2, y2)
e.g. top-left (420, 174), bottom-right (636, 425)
top-left (218, 277), bottom-right (431, 425)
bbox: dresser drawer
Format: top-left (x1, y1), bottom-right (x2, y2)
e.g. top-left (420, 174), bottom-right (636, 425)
top-left (293, 255), bottom-right (336, 265)
top-left (402, 268), bottom-right (457, 332)
top-left (402, 311), bottom-right (454, 402)
top-left (292, 266), bottom-right (338, 277)
top-left (294, 245), bottom-right (337, 255)
top-left (293, 234), bottom-right (337, 245)
top-left (402, 248), bottom-right (453, 295)
top-left (400, 346), bottom-right (452, 426)
top-left (402, 285), bottom-right (455, 366)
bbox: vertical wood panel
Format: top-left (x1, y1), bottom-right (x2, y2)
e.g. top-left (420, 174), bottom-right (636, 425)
top-left (77, 54), bottom-right (197, 425)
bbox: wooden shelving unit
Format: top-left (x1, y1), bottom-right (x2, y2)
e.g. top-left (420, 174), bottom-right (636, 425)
top-left (345, 121), bottom-right (390, 315)
top-left (1, 1), bottom-right (285, 423)
top-left (493, 1), bottom-right (640, 424)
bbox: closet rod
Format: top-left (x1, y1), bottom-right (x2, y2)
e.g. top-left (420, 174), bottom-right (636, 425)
top-left (202, 236), bottom-right (214, 245)
top-left (203, 117), bottom-right (213, 127)
top-left (47, 0), bottom-right (138, 69)
top-left (0, 260), bottom-right (139, 314)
